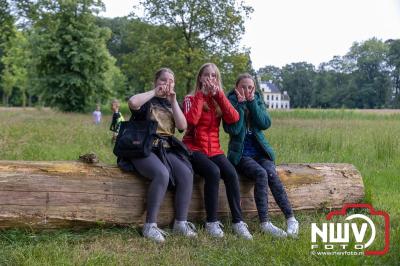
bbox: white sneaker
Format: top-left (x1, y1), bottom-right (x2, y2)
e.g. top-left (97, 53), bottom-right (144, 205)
top-left (260, 221), bottom-right (287, 237)
top-left (287, 217), bottom-right (299, 237)
top-left (142, 223), bottom-right (169, 243)
top-left (232, 221), bottom-right (253, 240)
top-left (205, 221), bottom-right (224, 238)
top-left (173, 220), bottom-right (198, 238)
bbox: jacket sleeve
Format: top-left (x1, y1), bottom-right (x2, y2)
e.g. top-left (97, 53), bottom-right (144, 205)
top-left (183, 91), bottom-right (204, 126)
top-left (213, 90), bottom-right (239, 124)
top-left (223, 96), bottom-right (246, 136)
top-left (246, 94), bottom-right (271, 130)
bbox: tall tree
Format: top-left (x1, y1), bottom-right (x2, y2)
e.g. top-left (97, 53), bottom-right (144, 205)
top-left (121, 20), bottom-right (189, 96)
top-left (314, 56), bottom-right (353, 108)
top-left (97, 16), bottom-right (251, 99)
top-left (0, 0), bottom-right (15, 103)
top-left (386, 39), bottom-right (400, 107)
top-left (96, 16), bottom-right (131, 61)
top-left (212, 49), bottom-right (253, 91)
top-left (345, 38), bottom-right (390, 108)
top-left (257, 65), bottom-right (282, 87)
top-left (0, 0), bottom-right (14, 49)
top-left (15, 0), bottom-right (119, 111)
top-left (281, 62), bottom-right (316, 108)
top-left (134, 0), bottom-right (253, 92)
top-left (1, 30), bottom-right (31, 106)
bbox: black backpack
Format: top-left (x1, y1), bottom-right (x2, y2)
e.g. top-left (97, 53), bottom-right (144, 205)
top-left (113, 103), bottom-right (158, 158)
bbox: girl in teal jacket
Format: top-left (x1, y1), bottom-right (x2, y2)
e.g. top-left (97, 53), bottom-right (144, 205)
top-left (223, 73), bottom-right (299, 237)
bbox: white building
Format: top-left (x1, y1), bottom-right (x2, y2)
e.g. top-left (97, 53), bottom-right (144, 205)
top-left (259, 80), bottom-right (290, 109)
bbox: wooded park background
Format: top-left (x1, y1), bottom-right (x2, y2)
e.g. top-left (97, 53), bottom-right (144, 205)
top-left (0, 1), bottom-right (399, 265)
top-left (1, 0), bottom-right (400, 112)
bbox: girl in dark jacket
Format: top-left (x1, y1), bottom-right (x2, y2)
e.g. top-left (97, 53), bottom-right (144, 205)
top-left (223, 73), bottom-right (299, 238)
top-left (123, 68), bottom-right (196, 243)
top-left (182, 63), bottom-right (252, 239)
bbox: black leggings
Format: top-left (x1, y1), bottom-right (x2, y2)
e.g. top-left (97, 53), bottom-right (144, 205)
top-left (131, 152), bottom-right (193, 223)
top-left (237, 156), bottom-right (294, 222)
top-left (191, 152), bottom-right (243, 223)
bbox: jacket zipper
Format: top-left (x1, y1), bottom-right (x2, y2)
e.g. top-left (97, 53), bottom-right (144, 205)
top-left (245, 110), bottom-right (270, 160)
top-left (208, 105), bottom-right (213, 156)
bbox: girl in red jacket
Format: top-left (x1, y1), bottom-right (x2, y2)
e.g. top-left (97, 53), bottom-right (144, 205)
top-left (183, 63), bottom-right (252, 239)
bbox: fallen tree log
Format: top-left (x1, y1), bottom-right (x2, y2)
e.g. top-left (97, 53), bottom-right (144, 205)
top-left (0, 161), bottom-right (364, 230)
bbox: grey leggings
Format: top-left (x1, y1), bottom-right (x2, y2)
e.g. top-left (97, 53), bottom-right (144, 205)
top-left (131, 152), bottom-right (193, 223)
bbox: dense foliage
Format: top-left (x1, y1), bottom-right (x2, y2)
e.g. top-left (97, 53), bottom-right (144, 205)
top-left (258, 38), bottom-right (400, 108)
top-left (0, 1), bottom-right (399, 110)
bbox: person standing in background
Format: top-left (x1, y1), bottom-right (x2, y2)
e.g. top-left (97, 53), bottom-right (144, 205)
top-left (92, 104), bottom-right (102, 125)
top-left (110, 99), bottom-right (125, 143)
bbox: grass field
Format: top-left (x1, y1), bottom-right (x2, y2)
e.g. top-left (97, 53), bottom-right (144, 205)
top-left (0, 107), bottom-right (399, 265)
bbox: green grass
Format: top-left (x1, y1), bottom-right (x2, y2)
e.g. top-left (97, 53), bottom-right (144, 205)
top-left (0, 108), bottom-right (399, 265)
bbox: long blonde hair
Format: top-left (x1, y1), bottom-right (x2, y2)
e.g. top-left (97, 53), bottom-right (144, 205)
top-left (194, 63), bottom-right (222, 116)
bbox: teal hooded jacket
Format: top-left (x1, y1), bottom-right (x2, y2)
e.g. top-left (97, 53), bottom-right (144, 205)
top-left (223, 90), bottom-right (276, 165)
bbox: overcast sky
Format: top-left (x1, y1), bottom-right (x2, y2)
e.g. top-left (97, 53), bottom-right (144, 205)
top-left (100, 0), bottom-right (400, 69)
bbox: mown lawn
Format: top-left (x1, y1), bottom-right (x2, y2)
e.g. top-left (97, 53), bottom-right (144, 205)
top-left (0, 107), bottom-right (399, 265)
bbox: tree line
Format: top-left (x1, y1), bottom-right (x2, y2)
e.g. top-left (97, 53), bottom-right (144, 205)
top-left (258, 38), bottom-right (400, 109)
top-left (0, 0), bottom-right (253, 112)
top-left (1, 0), bottom-right (399, 111)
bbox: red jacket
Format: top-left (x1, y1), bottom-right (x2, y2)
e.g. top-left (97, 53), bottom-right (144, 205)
top-left (182, 90), bottom-right (239, 157)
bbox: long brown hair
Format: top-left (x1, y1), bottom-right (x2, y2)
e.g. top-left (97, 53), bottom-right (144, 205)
top-left (235, 73), bottom-right (255, 88)
top-left (194, 63), bottom-right (222, 116)
top-left (236, 73), bottom-right (257, 128)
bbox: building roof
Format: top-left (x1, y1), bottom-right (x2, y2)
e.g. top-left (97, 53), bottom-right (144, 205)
top-left (261, 81), bottom-right (281, 93)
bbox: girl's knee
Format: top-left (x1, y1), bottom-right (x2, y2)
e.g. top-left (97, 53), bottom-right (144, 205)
top-left (176, 168), bottom-right (193, 186)
top-left (205, 166), bottom-right (221, 182)
top-left (255, 167), bottom-right (268, 178)
top-left (154, 167), bottom-right (170, 185)
top-left (223, 170), bottom-right (240, 185)
top-left (262, 163), bottom-right (277, 178)
top-left (255, 170), bottom-right (268, 186)
top-left (182, 165), bottom-right (194, 181)
top-left (263, 161), bottom-right (277, 174)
